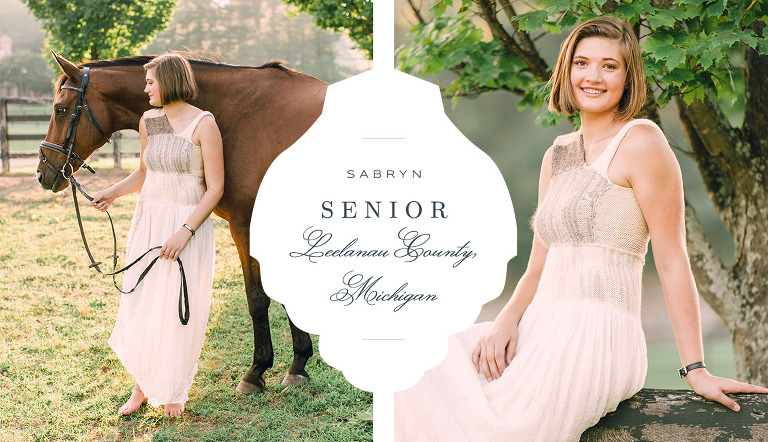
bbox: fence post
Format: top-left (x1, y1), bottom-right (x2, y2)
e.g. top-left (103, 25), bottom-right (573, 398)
top-left (112, 131), bottom-right (121, 169)
top-left (0, 98), bottom-right (9, 174)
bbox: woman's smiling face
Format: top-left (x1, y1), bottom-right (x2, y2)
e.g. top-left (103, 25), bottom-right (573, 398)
top-left (569, 36), bottom-right (627, 117)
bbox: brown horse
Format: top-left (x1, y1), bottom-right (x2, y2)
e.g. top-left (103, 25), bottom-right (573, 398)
top-left (36, 53), bottom-right (328, 394)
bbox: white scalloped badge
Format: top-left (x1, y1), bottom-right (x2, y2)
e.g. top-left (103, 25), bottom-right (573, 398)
top-left (251, 69), bottom-right (516, 392)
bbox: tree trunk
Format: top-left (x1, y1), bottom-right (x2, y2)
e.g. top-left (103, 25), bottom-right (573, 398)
top-left (675, 33), bottom-right (768, 383)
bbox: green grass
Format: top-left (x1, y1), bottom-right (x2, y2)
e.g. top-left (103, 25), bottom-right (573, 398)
top-left (0, 168), bottom-right (373, 441)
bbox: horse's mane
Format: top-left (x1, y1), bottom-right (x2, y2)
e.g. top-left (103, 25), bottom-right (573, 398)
top-left (54, 55), bottom-right (293, 93)
top-left (80, 56), bottom-right (292, 73)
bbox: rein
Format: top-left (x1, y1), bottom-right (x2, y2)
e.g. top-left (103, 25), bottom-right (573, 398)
top-left (40, 67), bottom-right (190, 326)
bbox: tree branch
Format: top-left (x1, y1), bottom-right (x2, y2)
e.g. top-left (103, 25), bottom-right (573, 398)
top-left (675, 93), bottom-right (750, 195)
top-left (405, 0), bottom-right (427, 25)
top-left (473, 0), bottom-right (550, 80)
top-left (496, 0), bottom-right (536, 54)
top-left (675, 95), bottom-right (738, 232)
top-left (683, 198), bottom-right (739, 326)
top-left (440, 76), bottom-right (526, 98)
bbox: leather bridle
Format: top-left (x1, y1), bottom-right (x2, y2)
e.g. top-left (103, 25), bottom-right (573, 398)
top-left (38, 66), bottom-right (190, 326)
top-left (39, 67), bottom-right (109, 179)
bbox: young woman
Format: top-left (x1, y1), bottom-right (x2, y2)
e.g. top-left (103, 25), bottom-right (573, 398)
top-left (394, 16), bottom-right (767, 441)
top-left (90, 53), bottom-right (224, 417)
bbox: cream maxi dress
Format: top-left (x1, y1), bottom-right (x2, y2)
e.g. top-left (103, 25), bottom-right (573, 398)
top-left (394, 119), bottom-right (664, 441)
top-left (109, 108), bottom-right (215, 406)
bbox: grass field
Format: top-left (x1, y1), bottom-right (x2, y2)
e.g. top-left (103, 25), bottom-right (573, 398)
top-left (0, 164), bottom-right (372, 441)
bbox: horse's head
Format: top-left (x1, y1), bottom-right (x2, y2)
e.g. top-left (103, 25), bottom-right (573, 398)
top-left (37, 53), bottom-right (113, 192)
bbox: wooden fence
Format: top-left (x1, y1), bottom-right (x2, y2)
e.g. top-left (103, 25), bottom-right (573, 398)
top-left (0, 96), bottom-right (137, 174)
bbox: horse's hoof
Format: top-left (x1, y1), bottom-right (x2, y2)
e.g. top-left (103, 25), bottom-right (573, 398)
top-left (235, 378), bottom-right (265, 394)
top-left (281, 373), bottom-right (309, 386)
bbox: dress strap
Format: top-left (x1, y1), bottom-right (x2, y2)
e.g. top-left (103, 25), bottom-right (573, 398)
top-left (177, 111), bottom-right (214, 141)
top-left (591, 118), bottom-right (664, 176)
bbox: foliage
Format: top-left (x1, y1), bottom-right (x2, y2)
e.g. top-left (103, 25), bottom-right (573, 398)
top-left (284, 0), bottom-right (373, 59)
top-left (398, 0), bottom-right (768, 126)
top-left (0, 164), bottom-right (373, 441)
top-left (21, 0), bottom-right (177, 63)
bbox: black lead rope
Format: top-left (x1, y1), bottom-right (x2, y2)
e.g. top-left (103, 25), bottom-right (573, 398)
top-left (70, 175), bottom-right (190, 326)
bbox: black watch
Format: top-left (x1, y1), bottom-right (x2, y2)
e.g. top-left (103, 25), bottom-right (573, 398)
top-left (678, 361), bottom-right (706, 378)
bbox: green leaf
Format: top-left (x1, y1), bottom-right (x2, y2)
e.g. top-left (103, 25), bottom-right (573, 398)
top-left (516, 10), bottom-right (550, 32)
top-left (646, 9), bottom-right (678, 29)
top-left (704, 0), bottom-right (727, 17)
top-left (682, 87), bottom-right (705, 105)
top-left (644, 34), bottom-right (687, 69)
top-left (698, 50), bottom-right (720, 70)
top-left (740, 33), bottom-right (760, 50)
top-left (430, 0), bottom-right (453, 18)
top-left (663, 68), bottom-right (695, 84)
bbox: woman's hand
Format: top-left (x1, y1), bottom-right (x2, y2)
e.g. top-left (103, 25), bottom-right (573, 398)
top-left (471, 320), bottom-right (519, 382)
top-left (160, 228), bottom-right (193, 261)
top-left (90, 189), bottom-right (118, 212)
top-left (685, 368), bottom-right (768, 411)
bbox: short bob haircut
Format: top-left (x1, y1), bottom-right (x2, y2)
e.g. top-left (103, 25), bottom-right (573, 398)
top-left (548, 16), bottom-right (646, 120)
top-left (143, 53), bottom-right (198, 105)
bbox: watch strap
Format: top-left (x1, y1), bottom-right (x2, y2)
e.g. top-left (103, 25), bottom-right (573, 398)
top-left (679, 361), bottom-right (706, 378)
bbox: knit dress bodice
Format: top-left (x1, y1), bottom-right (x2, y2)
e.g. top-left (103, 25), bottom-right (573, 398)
top-left (533, 119), bottom-right (653, 318)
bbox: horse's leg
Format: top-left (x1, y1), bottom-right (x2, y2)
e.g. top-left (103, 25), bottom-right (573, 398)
top-left (281, 308), bottom-right (313, 386)
top-left (230, 222), bottom-right (273, 394)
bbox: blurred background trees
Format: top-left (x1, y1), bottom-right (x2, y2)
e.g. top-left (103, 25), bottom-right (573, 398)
top-left (0, 0), bottom-right (370, 95)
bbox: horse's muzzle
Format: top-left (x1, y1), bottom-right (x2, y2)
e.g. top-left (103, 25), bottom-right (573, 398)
top-left (36, 161), bottom-right (68, 192)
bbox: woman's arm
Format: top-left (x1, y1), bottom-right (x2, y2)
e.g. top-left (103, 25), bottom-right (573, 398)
top-left (159, 115), bottom-right (224, 261)
top-left (90, 116), bottom-right (149, 211)
top-left (471, 147), bottom-right (553, 381)
top-left (622, 125), bottom-right (768, 411)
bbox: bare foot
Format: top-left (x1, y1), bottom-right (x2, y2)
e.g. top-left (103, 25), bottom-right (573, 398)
top-left (164, 402), bottom-right (185, 417)
top-left (118, 384), bottom-right (148, 415)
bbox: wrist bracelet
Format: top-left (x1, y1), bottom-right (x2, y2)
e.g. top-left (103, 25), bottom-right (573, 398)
top-left (182, 223), bottom-right (196, 236)
top-left (678, 361), bottom-right (706, 378)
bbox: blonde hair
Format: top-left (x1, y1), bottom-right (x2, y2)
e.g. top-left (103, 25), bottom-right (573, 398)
top-left (548, 16), bottom-right (646, 120)
top-left (144, 53), bottom-right (198, 105)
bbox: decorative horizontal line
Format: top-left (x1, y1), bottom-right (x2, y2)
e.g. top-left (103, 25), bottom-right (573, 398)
top-left (361, 338), bottom-right (406, 341)
top-left (361, 137), bottom-right (406, 140)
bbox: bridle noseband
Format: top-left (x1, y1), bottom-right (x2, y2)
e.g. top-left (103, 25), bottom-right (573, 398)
top-left (39, 66), bottom-right (110, 179)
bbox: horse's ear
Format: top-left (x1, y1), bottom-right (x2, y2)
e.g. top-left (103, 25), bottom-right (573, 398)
top-left (51, 51), bottom-right (82, 83)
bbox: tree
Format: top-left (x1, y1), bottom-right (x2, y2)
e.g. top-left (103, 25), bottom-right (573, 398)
top-left (398, 0), bottom-right (768, 383)
top-left (0, 50), bottom-right (55, 94)
top-left (283, 0), bottom-right (373, 59)
top-left (147, 0), bottom-right (352, 82)
top-left (22, 0), bottom-right (176, 62)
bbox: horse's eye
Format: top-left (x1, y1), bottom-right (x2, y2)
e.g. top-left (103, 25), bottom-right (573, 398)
top-left (55, 107), bottom-right (67, 117)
